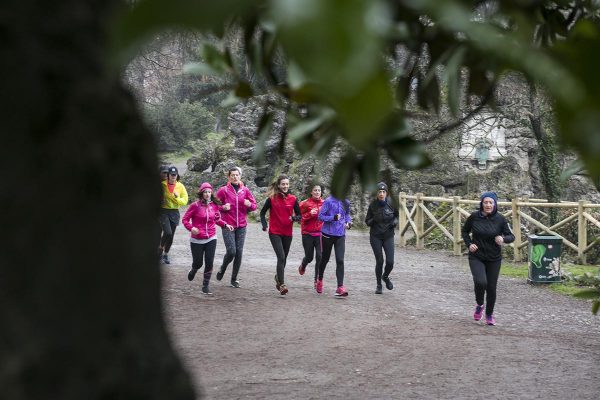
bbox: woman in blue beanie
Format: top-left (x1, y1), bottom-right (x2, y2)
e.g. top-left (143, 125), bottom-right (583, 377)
top-left (461, 192), bottom-right (515, 325)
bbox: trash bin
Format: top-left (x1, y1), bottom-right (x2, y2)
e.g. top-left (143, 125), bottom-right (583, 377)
top-left (527, 235), bottom-right (562, 284)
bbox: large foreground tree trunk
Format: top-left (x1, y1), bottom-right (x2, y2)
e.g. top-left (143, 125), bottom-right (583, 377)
top-left (0, 1), bottom-right (195, 398)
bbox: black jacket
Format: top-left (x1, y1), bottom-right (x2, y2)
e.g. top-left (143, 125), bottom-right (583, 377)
top-left (462, 211), bottom-right (515, 261)
top-left (365, 198), bottom-right (399, 239)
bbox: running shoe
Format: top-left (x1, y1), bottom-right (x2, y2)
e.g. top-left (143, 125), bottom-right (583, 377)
top-left (485, 314), bottom-right (496, 326)
top-left (162, 254), bottom-right (170, 264)
top-left (279, 284), bottom-right (288, 295)
top-left (274, 275), bottom-right (281, 291)
top-left (201, 286), bottom-right (213, 295)
top-left (382, 276), bottom-right (394, 290)
top-left (334, 285), bottom-right (348, 297)
top-left (216, 269), bottom-right (224, 281)
top-left (230, 280), bottom-right (240, 288)
top-left (375, 285), bottom-right (383, 294)
top-left (188, 268), bottom-right (198, 281)
top-left (473, 304), bottom-right (484, 321)
top-left (316, 279), bottom-right (323, 294)
top-left (298, 263), bottom-right (306, 276)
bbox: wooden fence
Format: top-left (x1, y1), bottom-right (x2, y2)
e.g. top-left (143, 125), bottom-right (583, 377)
top-left (398, 193), bottom-right (600, 263)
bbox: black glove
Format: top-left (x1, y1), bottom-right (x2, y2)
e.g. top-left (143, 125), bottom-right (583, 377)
top-left (333, 213), bottom-right (340, 221)
top-left (262, 225), bottom-right (267, 231)
top-left (346, 222), bottom-right (352, 230)
top-left (292, 215), bottom-right (301, 222)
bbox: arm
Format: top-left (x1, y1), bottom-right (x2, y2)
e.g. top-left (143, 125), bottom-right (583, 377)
top-left (393, 206), bottom-right (399, 228)
top-left (365, 203), bottom-right (374, 227)
top-left (175, 183), bottom-right (188, 206)
top-left (245, 189), bottom-right (258, 211)
top-left (318, 200), bottom-right (333, 222)
top-left (213, 205), bottom-right (226, 228)
top-left (500, 217), bottom-right (515, 244)
top-left (461, 214), bottom-right (474, 247)
top-left (260, 198), bottom-right (271, 231)
top-left (292, 199), bottom-right (301, 222)
top-left (344, 200), bottom-right (352, 224)
top-left (181, 203), bottom-right (196, 231)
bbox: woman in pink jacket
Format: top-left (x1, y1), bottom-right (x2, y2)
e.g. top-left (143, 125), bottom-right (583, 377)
top-left (183, 182), bottom-right (233, 295)
top-left (215, 167), bottom-right (257, 288)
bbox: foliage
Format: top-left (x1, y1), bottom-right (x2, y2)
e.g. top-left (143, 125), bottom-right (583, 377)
top-left (144, 100), bottom-right (215, 150)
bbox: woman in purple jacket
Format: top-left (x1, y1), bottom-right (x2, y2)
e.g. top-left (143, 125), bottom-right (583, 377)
top-left (315, 195), bottom-right (352, 296)
top-left (182, 182), bottom-right (233, 295)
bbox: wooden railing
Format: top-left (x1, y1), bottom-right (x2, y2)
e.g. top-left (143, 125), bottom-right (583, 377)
top-left (398, 193), bottom-right (600, 263)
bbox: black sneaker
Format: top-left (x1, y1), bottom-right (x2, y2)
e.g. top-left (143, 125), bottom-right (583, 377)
top-left (201, 286), bottom-right (213, 295)
top-left (375, 285), bottom-right (383, 294)
top-left (188, 268), bottom-right (198, 281)
top-left (382, 276), bottom-right (393, 290)
top-left (216, 269), bottom-right (224, 281)
top-left (163, 254), bottom-right (170, 264)
top-left (230, 280), bottom-right (240, 288)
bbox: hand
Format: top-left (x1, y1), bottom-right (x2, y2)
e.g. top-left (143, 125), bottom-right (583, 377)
top-left (244, 199), bottom-right (251, 207)
top-left (262, 226), bottom-right (267, 232)
top-left (345, 222), bottom-right (352, 230)
top-left (191, 227), bottom-right (199, 235)
top-left (334, 213), bottom-right (341, 221)
top-left (495, 235), bottom-right (504, 245)
top-left (469, 244), bottom-right (478, 253)
top-left (310, 208), bottom-right (317, 215)
top-left (226, 224), bottom-right (234, 231)
top-left (173, 192), bottom-right (178, 198)
top-left (223, 203), bottom-right (231, 211)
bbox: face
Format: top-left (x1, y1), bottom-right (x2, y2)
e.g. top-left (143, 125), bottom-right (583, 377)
top-left (278, 179), bottom-right (290, 193)
top-left (168, 173), bottom-right (177, 183)
top-left (228, 170), bottom-right (241, 184)
top-left (311, 186), bottom-right (322, 199)
top-left (482, 197), bottom-right (495, 214)
top-left (202, 189), bottom-right (212, 200)
top-left (377, 189), bottom-right (387, 201)
top-left (160, 172), bottom-right (168, 181)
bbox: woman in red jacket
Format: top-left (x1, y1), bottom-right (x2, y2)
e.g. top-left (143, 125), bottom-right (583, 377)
top-left (260, 175), bottom-right (301, 295)
top-left (182, 182), bottom-right (233, 295)
top-left (298, 184), bottom-right (324, 287)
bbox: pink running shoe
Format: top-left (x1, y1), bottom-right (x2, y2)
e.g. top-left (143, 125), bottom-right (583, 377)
top-left (334, 285), bottom-right (348, 297)
top-left (298, 263), bottom-right (306, 276)
top-left (486, 314), bottom-right (496, 326)
top-left (316, 279), bottom-right (323, 294)
top-left (473, 304), bottom-right (484, 321)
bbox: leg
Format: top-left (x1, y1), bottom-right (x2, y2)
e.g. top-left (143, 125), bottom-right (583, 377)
top-left (370, 235), bottom-right (384, 286)
top-left (381, 235), bottom-right (395, 290)
top-left (159, 213), bottom-right (173, 254)
top-left (313, 235), bottom-right (322, 282)
top-left (202, 240), bottom-right (217, 289)
top-left (269, 234), bottom-right (286, 284)
top-left (188, 242), bottom-right (204, 281)
top-left (163, 220), bottom-right (178, 254)
top-left (218, 228), bottom-right (236, 277)
top-left (300, 234), bottom-right (314, 275)
top-left (318, 235), bottom-right (334, 280)
top-left (469, 257), bottom-right (487, 307)
top-left (231, 227), bottom-right (246, 283)
top-left (484, 259), bottom-right (502, 316)
top-left (333, 236), bottom-right (346, 287)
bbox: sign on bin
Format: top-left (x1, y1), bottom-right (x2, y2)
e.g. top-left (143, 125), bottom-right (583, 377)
top-left (527, 235), bottom-right (562, 283)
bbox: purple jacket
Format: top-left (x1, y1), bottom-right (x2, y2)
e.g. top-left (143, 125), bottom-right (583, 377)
top-left (215, 182), bottom-right (257, 228)
top-left (318, 196), bottom-right (351, 237)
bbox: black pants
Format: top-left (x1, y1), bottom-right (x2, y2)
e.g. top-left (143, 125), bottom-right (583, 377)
top-left (469, 257), bottom-right (502, 316)
top-left (269, 234), bottom-right (293, 284)
top-left (301, 234), bottom-right (322, 281)
top-left (370, 234), bottom-right (395, 285)
top-left (220, 227), bottom-right (246, 282)
top-left (317, 234), bottom-right (345, 287)
top-left (190, 240), bottom-right (217, 287)
top-left (159, 209), bottom-right (180, 253)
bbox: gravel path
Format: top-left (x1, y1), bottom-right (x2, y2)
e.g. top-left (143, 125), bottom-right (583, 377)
top-left (161, 220), bottom-right (599, 399)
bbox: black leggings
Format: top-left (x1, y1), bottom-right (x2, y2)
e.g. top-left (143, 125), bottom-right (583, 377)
top-left (318, 234), bottom-right (345, 287)
top-left (370, 234), bottom-right (395, 285)
top-left (190, 240), bottom-right (217, 286)
top-left (469, 257), bottom-right (502, 316)
top-left (269, 234), bottom-right (293, 284)
top-left (301, 234), bottom-right (322, 281)
top-left (220, 227), bottom-right (246, 282)
top-left (159, 210), bottom-right (180, 253)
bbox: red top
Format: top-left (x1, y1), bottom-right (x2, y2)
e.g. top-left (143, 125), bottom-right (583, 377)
top-left (300, 197), bottom-right (324, 236)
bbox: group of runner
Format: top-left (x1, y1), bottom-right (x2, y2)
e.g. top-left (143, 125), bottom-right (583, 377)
top-left (159, 165), bottom-right (514, 325)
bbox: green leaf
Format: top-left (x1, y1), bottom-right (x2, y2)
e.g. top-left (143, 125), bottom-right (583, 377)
top-left (182, 62), bottom-right (222, 77)
top-left (288, 108), bottom-right (335, 142)
top-left (592, 300), bottom-right (599, 315)
top-left (445, 46), bottom-right (466, 117)
top-left (234, 81), bottom-right (253, 98)
top-left (386, 137), bottom-right (431, 170)
top-left (202, 44), bottom-right (231, 74)
top-left (572, 288), bottom-right (600, 300)
top-left (252, 111), bottom-right (273, 164)
top-left (331, 152), bottom-right (358, 199)
top-left (358, 150), bottom-right (381, 192)
top-left (560, 159), bottom-right (585, 182)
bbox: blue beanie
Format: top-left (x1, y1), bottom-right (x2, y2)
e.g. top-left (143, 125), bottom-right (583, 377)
top-left (479, 191), bottom-right (498, 214)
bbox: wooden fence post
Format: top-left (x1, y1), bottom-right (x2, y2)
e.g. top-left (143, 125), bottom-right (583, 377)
top-left (512, 198), bottom-right (522, 262)
top-left (578, 200), bottom-right (587, 264)
top-left (399, 192), bottom-right (406, 247)
top-left (416, 192), bottom-right (424, 250)
top-left (453, 196), bottom-right (461, 256)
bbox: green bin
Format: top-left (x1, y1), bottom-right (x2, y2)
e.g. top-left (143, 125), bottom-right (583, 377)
top-left (527, 235), bottom-right (562, 283)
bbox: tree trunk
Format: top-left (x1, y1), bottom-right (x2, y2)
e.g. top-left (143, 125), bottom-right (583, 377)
top-left (0, 2), bottom-right (195, 399)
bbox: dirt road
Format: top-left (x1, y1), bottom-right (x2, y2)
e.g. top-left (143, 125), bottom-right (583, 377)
top-left (161, 221), bottom-right (599, 399)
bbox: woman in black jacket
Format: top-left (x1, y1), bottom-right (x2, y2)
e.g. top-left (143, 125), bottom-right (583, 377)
top-left (365, 182), bottom-right (399, 294)
top-left (461, 192), bottom-right (515, 326)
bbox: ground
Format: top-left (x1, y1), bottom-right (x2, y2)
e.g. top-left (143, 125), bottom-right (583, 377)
top-left (161, 221), bottom-right (599, 400)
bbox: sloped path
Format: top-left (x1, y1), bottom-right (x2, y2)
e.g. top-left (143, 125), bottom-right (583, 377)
top-left (161, 221), bottom-right (599, 400)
